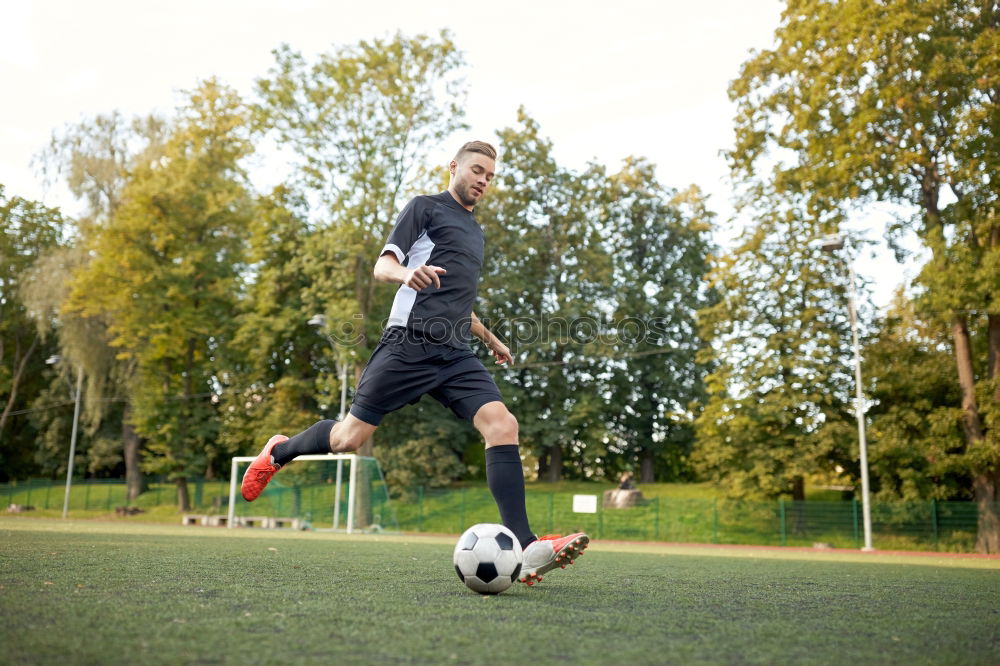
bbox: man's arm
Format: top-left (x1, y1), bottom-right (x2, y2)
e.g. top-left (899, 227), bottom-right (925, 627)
top-left (373, 252), bottom-right (446, 291)
top-left (470, 312), bottom-right (514, 366)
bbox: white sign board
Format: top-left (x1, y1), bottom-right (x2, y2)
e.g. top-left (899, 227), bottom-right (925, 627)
top-left (572, 494), bottom-right (598, 514)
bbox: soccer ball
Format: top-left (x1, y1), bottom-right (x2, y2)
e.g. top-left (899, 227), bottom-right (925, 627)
top-left (453, 523), bottom-right (523, 594)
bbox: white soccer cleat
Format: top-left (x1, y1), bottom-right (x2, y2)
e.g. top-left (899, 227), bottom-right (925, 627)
top-left (518, 533), bottom-right (589, 586)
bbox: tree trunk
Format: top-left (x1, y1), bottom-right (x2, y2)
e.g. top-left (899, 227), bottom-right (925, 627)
top-left (989, 313), bottom-right (1000, 403)
top-left (951, 315), bottom-right (998, 552)
top-left (952, 315), bottom-right (985, 443)
top-left (981, 313), bottom-right (1000, 553)
top-left (792, 476), bottom-right (805, 501)
top-left (791, 476), bottom-right (807, 534)
top-left (354, 461), bottom-right (374, 529)
top-left (123, 415), bottom-right (144, 501)
top-left (974, 470), bottom-right (1000, 554)
top-left (537, 449), bottom-right (549, 480)
top-left (640, 450), bottom-right (655, 483)
top-left (175, 478), bottom-right (191, 511)
top-left (355, 432), bottom-right (375, 528)
top-left (0, 333), bottom-right (39, 439)
top-left (546, 444), bottom-right (562, 482)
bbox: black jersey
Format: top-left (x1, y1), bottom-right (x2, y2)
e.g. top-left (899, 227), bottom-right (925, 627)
top-left (381, 191), bottom-right (485, 348)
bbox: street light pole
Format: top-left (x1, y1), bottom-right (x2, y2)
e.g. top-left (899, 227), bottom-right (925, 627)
top-left (337, 358), bottom-right (348, 421)
top-left (820, 235), bottom-right (874, 551)
top-left (47, 355), bottom-right (83, 520)
top-left (846, 263), bottom-right (874, 551)
top-left (63, 366), bottom-right (83, 520)
top-left (307, 314), bottom-right (349, 420)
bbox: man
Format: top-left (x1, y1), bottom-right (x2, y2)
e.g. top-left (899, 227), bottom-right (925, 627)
top-left (241, 141), bottom-right (588, 586)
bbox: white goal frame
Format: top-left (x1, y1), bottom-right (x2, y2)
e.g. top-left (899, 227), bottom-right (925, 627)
top-left (228, 454), bottom-right (374, 533)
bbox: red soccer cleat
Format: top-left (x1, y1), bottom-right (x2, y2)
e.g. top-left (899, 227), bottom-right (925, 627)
top-left (240, 435), bottom-right (288, 501)
top-left (518, 533), bottom-right (589, 586)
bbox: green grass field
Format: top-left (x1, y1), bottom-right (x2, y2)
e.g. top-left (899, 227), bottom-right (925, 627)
top-left (2, 518), bottom-right (998, 665)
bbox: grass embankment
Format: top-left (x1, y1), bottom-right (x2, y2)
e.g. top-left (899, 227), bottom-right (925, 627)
top-left (2, 518), bottom-right (997, 665)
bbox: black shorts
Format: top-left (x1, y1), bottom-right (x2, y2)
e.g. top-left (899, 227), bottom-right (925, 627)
top-left (349, 327), bottom-right (504, 426)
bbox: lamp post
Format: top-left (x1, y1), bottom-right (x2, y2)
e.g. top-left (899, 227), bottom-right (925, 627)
top-left (819, 234), bottom-right (874, 551)
top-left (46, 355), bottom-right (83, 520)
top-left (307, 315), bottom-right (349, 420)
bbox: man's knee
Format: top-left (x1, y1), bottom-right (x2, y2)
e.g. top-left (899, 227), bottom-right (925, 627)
top-left (329, 419), bottom-right (373, 453)
top-left (497, 411), bottom-right (519, 441)
top-left (330, 435), bottom-right (362, 454)
top-left (477, 405), bottom-right (518, 444)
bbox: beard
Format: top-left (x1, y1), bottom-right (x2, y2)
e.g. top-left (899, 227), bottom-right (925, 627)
top-left (454, 181), bottom-right (480, 208)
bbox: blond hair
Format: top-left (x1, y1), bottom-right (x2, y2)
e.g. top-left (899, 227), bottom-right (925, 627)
top-left (454, 141), bottom-right (497, 162)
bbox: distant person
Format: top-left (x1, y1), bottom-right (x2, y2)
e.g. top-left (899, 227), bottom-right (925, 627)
top-left (618, 471), bottom-right (635, 490)
top-left (240, 141), bottom-right (588, 585)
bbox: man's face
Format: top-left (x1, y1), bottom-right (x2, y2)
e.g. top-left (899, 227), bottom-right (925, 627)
top-left (450, 153), bottom-right (495, 209)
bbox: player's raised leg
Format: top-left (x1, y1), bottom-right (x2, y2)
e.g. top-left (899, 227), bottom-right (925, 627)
top-left (473, 401), bottom-right (589, 586)
top-left (240, 415), bottom-right (376, 501)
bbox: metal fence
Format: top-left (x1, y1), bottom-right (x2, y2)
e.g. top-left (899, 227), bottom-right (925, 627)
top-left (1, 478), bottom-right (232, 514)
top-left (1, 479), bottom-right (988, 552)
top-left (396, 488), bottom-right (984, 552)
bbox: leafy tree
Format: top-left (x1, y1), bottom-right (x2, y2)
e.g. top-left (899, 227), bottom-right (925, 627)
top-left (217, 187), bottom-right (331, 453)
top-left (376, 399), bottom-right (472, 497)
top-left (67, 80), bottom-right (253, 509)
top-left (728, 0), bottom-right (999, 550)
top-left (476, 112), bottom-right (717, 484)
top-left (604, 162), bottom-right (717, 482)
top-left (0, 188), bottom-right (65, 476)
top-left (477, 110), bottom-right (615, 481)
top-left (693, 197), bottom-right (858, 500)
top-left (254, 31), bottom-right (468, 469)
top-left (32, 111), bottom-right (166, 498)
top-left (21, 245), bottom-right (129, 481)
top-left (865, 291), bottom-right (969, 500)
top-left (37, 111), bottom-right (166, 221)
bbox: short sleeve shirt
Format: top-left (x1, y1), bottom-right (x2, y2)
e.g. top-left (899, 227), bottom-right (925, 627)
top-left (381, 191), bottom-right (485, 348)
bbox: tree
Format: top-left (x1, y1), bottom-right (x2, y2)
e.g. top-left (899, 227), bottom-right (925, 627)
top-left (67, 80), bottom-right (253, 509)
top-left (216, 187), bottom-right (331, 454)
top-left (476, 110), bottom-right (615, 481)
top-left (37, 111), bottom-right (166, 221)
top-left (33, 111), bottom-right (166, 498)
top-left (20, 245), bottom-right (129, 481)
top-left (604, 162), bottom-right (717, 482)
top-left (255, 31), bottom-right (468, 468)
top-left (0, 188), bottom-right (65, 476)
top-left (865, 291), bottom-right (969, 500)
top-left (729, 0), bottom-right (999, 550)
top-left (376, 399), bottom-right (472, 497)
top-left (693, 197), bottom-right (858, 500)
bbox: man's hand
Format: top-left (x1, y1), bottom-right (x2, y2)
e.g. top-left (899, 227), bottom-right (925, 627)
top-left (470, 311), bottom-right (512, 365)
top-left (488, 339), bottom-right (514, 366)
top-left (404, 265), bottom-right (447, 291)
top-left (373, 253), bottom-right (445, 288)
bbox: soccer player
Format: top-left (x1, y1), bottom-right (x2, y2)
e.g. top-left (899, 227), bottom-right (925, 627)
top-left (241, 141), bottom-right (588, 585)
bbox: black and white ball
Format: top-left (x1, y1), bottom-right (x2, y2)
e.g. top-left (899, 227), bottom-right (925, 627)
top-left (453, 523), bottom-right (523, 594)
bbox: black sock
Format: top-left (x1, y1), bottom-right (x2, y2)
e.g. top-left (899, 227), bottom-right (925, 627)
top-left (485, 444), bottom-right (536, 549)
top-left (272, 420), bottom-right (336, 466)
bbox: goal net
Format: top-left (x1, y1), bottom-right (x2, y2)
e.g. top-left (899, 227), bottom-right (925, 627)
top-left (227, 454), bottom-right (397, 533)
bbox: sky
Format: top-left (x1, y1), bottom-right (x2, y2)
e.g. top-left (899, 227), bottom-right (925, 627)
top-left (1, 0), bottom-right (921, 306)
